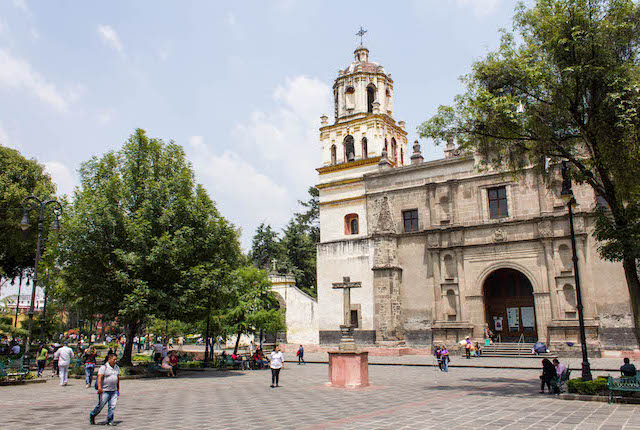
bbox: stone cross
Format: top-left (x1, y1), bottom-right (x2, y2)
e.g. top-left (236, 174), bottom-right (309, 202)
top-left (332, 276), bottom-right (362, 328)
top-left (271, 258), bottom-right (277, 272)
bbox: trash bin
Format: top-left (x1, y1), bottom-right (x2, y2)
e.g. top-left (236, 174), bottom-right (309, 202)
top-left (484, 339), bottom-right (490, 346)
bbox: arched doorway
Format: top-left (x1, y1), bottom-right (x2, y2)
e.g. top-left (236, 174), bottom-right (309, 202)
top-left (483, 268), bottom-right (537, 342)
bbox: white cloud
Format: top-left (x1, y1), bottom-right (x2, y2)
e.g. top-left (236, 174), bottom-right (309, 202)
top-left (188, 136), bottom-right (291, 248)
top-left (44, 160), bottom-right (76, 196)
top-left (0, 49), bottom-right (74, 112)
top-left (225, 12), bottom-right (237, 27)
top-left (455, 0), bottom-right (501, 16)
top-left (97, 109), bottom-right (114, 126)
top-left (12, 0), bottom-right (29, 14)
top-left (97, 25), bottom-right (124, 55)
top-left (233, 75), bottom-right (330, 186)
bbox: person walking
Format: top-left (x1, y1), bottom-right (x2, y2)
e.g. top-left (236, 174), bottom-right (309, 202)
top-left (433, 345), bottom-right (442, 370)
top-left (89, 352), bottom-right (120, 426)
top-left (440, 345), bottom-right (450, 372)
top-left (297, 345), bottom-right (305, 365)
top-left (269, 345), bottom-right (284, 388)
top-left (83, 346), bottom-right (98, 388)
top-left (51, 344), bottom-right (60, 378)
top-left (152, 340), bottom-right (163, 363)
top-left (55, 342), bottom-right (74, 386)
top-left (464, 336), bottom-right (472, 359)
top-left (36, 344), bottom-right (48, 377)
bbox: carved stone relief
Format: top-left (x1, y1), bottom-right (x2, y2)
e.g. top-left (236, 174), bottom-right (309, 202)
top-left (493, 228), bottom-right (507, 243)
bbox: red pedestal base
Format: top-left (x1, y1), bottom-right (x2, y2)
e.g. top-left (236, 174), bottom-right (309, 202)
top-left (328, 351), bottom-right (369, 388)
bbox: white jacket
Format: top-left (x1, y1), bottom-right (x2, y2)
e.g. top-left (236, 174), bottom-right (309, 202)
top-left (55, 346), bottom-right (75, 366)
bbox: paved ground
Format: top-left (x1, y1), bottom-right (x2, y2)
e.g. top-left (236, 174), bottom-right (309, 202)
top-left (2, 364), bottom-right (640, 429)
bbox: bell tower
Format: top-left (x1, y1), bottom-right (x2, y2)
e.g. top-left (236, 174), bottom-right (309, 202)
top-left (318, 42), bottom-right (408, 170)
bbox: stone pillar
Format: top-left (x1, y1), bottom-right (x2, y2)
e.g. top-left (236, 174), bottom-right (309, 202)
top-left (431, 249), bottom-right (442, 321)
top-left (541, 240), bottom-right (560, 320)
top-left (577, 234), bottom-right (596, 318)
top-left (454, 248), bottom-right (467, 321)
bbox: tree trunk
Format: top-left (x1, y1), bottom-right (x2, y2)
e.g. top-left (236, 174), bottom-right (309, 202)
top-left (622, 258), bottom-right (640, 347)
top-left (119, 322), bottom-right (138, 366)
top-left (233, 330), bottom-right (242, 355)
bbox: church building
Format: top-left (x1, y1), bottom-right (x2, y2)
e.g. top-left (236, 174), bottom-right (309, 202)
top-left (315, 44), bottom-right (637, 352)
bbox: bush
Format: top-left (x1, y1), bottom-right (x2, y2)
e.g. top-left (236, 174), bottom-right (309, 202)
top-left (180, 361), bottom-right (204, 368)
top-left (94, 344), bottom-right (108, 350)
top-left (567, 377), bottom-right (608, 395)
top-left (132, 354), bottom-right (151, 362)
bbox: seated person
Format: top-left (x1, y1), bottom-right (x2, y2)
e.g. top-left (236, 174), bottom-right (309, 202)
top-left (161, 353), bottom-right (175, 377)
top-left (252, 351), bottom-right (268, 369)
top-left (168, 351), bottom-right (179, 376)
top-left (231, 352), bottom-right (246, 369)
top-left (553, 358), bottom-right (567, 378)
top-left (621, 358), bottom-right (637, 377)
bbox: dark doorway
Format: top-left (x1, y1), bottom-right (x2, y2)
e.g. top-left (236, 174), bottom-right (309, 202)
top-left (483, 268), bottom-right (537, 342)
top-left (367, 85), bottom-right (375, 113)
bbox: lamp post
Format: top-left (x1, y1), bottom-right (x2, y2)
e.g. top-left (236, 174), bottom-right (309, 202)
top-left (19, 196), bottom-right (62, 353)
top-left (560, 161), bottom-right (592, 382)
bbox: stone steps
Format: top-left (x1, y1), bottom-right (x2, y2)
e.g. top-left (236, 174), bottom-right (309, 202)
top-left (480, 342), bottom-right (554, 358)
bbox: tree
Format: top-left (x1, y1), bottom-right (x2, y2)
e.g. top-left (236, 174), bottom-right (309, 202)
top-left (419, 0), bottom-right (640, 342)
top-left (0, 146), bottom-right (56, 280)
top-left (55, 129), bottom-right (241, 365)
top-left (281, 220), bottom-right (317, 296)
top-left (250, 223), bottom-right (284, 271)
top-left (294, 186), bottom-right (320, 244)
top-left (224, 266), bottom-right (284, 354)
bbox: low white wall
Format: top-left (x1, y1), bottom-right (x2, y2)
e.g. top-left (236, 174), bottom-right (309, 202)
top-left (270, 275), bottom-right (319, 345)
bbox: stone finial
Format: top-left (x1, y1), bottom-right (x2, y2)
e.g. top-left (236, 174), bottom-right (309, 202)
top-left (444, 137), bottom-right (456, 158)
top-left (378, 148), bottom-right (392, 170)
top-left (372, 101), bottom-right (381, 114)
top-left (410, 140), bottom-right (424, 165)
top-left (320, 115), bottom-right (328, 125)
top-left (398, 121), bottom-right (406, 130)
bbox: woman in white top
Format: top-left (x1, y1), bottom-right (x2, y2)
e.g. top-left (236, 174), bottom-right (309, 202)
top-left (269, 345), bottom-right (284, 388)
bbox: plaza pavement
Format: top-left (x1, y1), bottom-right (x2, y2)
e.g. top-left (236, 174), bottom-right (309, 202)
top-left (2, 363), bottom-right (640, 429)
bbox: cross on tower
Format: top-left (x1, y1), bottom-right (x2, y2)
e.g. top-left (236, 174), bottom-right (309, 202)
top-left (356, 26), bottom-right (368, 46)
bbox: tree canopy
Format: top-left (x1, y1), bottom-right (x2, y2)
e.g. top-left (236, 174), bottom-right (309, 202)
top-left (0, 145), bottom-right (56, 280)
top-left (419, 0), bottom-right (640, 342)
top-left (54, 129), bottom-right (241, 364)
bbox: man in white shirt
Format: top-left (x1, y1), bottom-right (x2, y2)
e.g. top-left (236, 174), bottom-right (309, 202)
top-left (55, 342), bottom-right (75, 386)
top-left (269, 345), bottom-right (285, 388)
top-left (89, 352), bottom-right (120, 426)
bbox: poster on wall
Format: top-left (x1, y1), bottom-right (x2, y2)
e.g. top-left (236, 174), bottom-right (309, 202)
top-left (493, 316), bottom-right (503, 331)
top-left (507, 307), bottom-right (520, 331)
top-left (521, 307), bottom-right (535, 328)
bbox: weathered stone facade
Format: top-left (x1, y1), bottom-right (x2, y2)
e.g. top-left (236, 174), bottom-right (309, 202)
top-left (316, 46), bottom-right (637, 351)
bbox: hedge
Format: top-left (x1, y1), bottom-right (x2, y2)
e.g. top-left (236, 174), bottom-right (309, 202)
top-left (567, 377), bottom-right (608, 396)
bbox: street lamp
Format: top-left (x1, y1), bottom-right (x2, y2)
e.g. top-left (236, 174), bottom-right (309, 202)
top-left (19, 195), bottom-right (63, 352)
top-left (560, 161), bottom-right (593, 382)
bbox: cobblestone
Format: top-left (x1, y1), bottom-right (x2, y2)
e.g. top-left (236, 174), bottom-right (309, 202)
top-left (2, 364), bottom-right (640, 429)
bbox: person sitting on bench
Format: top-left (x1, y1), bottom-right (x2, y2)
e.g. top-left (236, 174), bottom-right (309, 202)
top-left (621, 358), bottom-right (637, 377)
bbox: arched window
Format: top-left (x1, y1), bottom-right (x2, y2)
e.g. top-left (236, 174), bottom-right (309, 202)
top-left (559, 244), bottom-right (572, 271)
top-left (444, 254), bottom-right (456, 279)
top-left (367, 85), bottom-right (376, 113)
top-left (344, 135), bottom-right (355, 162)
top-left (391, 138), bottom-right (398, 164)
top-left (563, 284), bottom-right (577, 308)
top-left (344, 213), bottom-right (359, 235)
top-left (384, 139), bottom-right (388, 153)
top-left (361, 138), bottom-right (368, 159)
top-left (330, 144), bottom-right (337, 165)
top-left (345, 86), bottom-right (355, 110)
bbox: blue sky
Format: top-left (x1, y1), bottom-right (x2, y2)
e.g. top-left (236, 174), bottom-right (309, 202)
top-left (0, 0), bottom-right (522, 249)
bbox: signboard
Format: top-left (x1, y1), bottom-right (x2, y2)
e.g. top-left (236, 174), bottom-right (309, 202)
top-left (507, 307), bottom-right (520, 331)
top-left (521, 307), bottom-right (535, 328)
top-left (493, 316), bottom-right (503, 331)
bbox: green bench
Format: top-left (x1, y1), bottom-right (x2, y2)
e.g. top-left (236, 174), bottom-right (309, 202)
top-left (607, 374), bottom-right (640, 404)
top-left (0, 357), bottom-right (30, 381)
top-left (146, 362), bottom-right (171, 376)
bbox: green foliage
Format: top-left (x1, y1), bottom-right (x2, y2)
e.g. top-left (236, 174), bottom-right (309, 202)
top-left (0, 145), bottom-right (56, 279)
top-left (132, 354), bottom-right (152, 362)
top-left (145, 317), bottom-right (196, 339)
top-left (224, 266), bottom-right (285, 353)
top-left (419, 0), bottom-right (640, 341)
top-left (567, 376), bottom-right (608, 395)
top-left (249, 187), bottom-right (319, 296)
top-left (52, 129), bottom-right (242, 364)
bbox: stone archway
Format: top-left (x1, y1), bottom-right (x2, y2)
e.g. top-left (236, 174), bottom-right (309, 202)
top-left (267, 291), bottom-right (287, 345)
top-left (483, 268), bottom-right (538, 342)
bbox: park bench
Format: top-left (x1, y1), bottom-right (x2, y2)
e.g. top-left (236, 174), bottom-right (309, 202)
top-left (146, 362), bottom-right (171, 376)
top-left (0, 357), bottom-right (29, 381)
top-left (551, 369), bottom-right (571, 394)
top-left (607, 374), bottom-right (640, 404)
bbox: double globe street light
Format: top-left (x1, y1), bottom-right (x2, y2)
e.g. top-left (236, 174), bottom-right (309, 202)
top-left (19, 196), bottom-right (63, 352)
top-left (560, 161), bottom-right (593, 382)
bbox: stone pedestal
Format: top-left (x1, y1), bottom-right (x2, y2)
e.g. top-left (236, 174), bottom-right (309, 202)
top-left (328, 351), bottom-right (369, 388)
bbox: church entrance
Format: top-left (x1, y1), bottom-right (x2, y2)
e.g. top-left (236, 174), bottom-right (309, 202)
top-left (483, 268), bottom-right (537, 342)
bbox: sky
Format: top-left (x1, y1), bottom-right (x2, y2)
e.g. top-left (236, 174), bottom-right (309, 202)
top-left (0, 0), bottom-right (523, 250)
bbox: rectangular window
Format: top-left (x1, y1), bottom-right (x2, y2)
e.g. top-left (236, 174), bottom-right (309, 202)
top-left (403, 209), bottom-right (419, 233)
top-left (488, 186), bottom-right (508, 219)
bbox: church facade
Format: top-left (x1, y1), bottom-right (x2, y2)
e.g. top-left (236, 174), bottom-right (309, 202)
top-left (315, 45), bottom-right (637, 351)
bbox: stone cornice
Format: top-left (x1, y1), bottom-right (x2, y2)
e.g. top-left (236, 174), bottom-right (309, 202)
top-left (316, 177), bottom-right (363, 190)
top-left (320, 114), bottom-right (407, 136)
top-left (316, 156), bottom-right (382, 175)
top-left (318, 195), bottom-right (366, 207)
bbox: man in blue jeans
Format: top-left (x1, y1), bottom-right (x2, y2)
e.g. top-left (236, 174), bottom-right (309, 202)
top-left (89, 352), bottom-right (120, 426)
